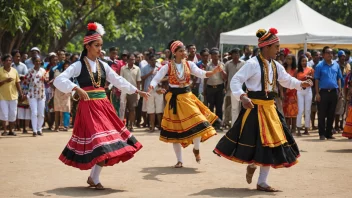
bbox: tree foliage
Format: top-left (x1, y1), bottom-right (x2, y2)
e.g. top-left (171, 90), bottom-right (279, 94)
top-left (1, 0), bottom-right (352, 55)
top-left (0, 0), bottom-right (170, 54)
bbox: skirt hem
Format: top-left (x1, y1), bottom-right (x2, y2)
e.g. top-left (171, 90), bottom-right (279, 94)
top-left (213, 148), bottom-right (299, 169)
top-left (59, 142), bottom-right (142, 170)
top-left (160, 129), bottom-right (216, 147)
top-left (342, 132), bottom-right (352, 138)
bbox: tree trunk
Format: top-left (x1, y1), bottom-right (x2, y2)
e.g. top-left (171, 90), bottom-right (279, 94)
top-left (14, 31), bottom-right (24, 51)
top-left (54, 24), bottom-right (86, 51)
top-left (22, 19), bottom-right (40, 53)
top-left (7, 33), bottom-right (19, 54)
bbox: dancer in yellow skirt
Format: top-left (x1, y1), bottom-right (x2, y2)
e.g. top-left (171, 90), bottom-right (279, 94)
top-left (149, 40), bottom-right (223, 168)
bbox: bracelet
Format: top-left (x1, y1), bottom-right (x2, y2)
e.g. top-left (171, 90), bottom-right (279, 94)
top-left (72, 86), bottom-right (78, 91)
top-left (240, 93), bottom-right (248, 100)
top-left (135, 89), bottom-right (139, 94)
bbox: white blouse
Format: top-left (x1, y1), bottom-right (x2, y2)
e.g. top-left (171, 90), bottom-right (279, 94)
top-left (53, 58), bottom-right (137, 94)
top-left (231, 57), bottom-right (302, 101)
top-left (150, 61), bottom-right (207, 88)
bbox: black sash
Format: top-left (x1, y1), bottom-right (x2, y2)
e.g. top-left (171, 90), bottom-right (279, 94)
top-left (169, 86), bottom-right (191, 114)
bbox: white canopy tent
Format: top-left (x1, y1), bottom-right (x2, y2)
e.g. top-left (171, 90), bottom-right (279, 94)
top-left (220, 0), bottom-right (352, 55)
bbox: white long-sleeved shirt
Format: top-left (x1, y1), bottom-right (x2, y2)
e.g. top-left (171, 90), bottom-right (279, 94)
top-left (53, 58), bottom-right (137, 94)
top-left (150, 61), bottom-right (207, 88)
top-left (231, 56), bottom-right (302, 101)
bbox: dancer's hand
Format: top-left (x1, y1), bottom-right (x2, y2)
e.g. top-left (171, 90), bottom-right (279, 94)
top-left (148, 85), bottom-right (154, 93)
top-left (305, 75), bottom-right (313, 80)
top-left (213, 65), bottom-right (223, 74)
top-left (241, 95), bottom-right (254, 109)
top-left (156, 89), bottom-right (166, 94)
top-left (301, 79), bottom-right (313, 88)
top-left (76, 87), bottom-right (90, 101)
top-left (137, 90), bottom-right (150, 99)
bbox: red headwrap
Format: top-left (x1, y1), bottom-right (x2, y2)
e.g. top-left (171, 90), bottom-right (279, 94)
top-left (170, 40), bottom-right (184, 54)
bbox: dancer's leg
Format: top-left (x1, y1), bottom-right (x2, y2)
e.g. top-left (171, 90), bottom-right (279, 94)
top-left (257, 166), bottom-right (270, 187)
top-left (192, 136), bottom-right (201, 163)
top-left (173, 143), bottom-right (183, 167)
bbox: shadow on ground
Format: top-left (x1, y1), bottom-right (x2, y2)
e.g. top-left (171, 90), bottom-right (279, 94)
top-left (140, 166), bottom-right (202, 181)
top-left (301, 138), bottom-right (326, 142)
top-left (33, 186), bottom-right (124, 197)
top-left (189, 187), bottom-right (278, 197)
top-left (326, 149), bottom-right (352, 153)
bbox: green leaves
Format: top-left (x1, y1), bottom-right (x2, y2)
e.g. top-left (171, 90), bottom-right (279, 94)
top-left (1, 0), bottom-right (352, 54)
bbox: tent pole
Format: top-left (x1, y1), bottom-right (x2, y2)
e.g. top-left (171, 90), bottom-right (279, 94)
top-left (220, 43), bottom-right (224, 62)
top-left (304, 36), bottom-right (308, 53)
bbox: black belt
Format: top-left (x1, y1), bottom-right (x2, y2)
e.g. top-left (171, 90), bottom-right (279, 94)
top-left (247, 91), bottom-right (276, 100)
top-left (320, 88), bottom-right (337, 93)
top-left (168, 86), bottom-right (191, 114)
top-left (207, 84), bottom-right (224, 89)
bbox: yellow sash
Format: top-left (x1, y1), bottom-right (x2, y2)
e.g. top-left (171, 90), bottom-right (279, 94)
top-left (240, 99), bottom-right (287, 147)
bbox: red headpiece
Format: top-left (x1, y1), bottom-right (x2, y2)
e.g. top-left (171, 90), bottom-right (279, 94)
top-left (256, 28), bottom-right (280, 48)
top-left (83, 22), bottom-right (105, 45)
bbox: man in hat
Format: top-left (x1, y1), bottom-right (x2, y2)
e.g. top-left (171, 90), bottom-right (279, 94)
top-left (214, 28), bottom-right (313, 191)
top-left (25, 47), bottom-right (40, 69)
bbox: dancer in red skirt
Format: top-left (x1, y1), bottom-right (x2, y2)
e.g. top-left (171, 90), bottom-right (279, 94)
top-left (53, 22), bottom-right (149, 190)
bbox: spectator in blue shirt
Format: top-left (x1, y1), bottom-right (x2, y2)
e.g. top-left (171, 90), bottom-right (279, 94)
top-left (314, 46), bottom-right (343, 140)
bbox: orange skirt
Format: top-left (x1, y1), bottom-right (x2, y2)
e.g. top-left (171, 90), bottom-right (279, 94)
top-left (343, 106), bottom-right (352, 138)
top-left (283, 89), bottom-right (298, 118)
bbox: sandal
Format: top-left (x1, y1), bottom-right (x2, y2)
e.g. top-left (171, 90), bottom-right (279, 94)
top-left (174, 162), bottom-right (183, 168)
top-left (193, 148), bottom-right (201, 163)
top-left (257, 184), bottom-right (280, 192)
top-left (95, 183), bottom-right (105, 190)
top-left (303, 129), bottom-right (310, 135)
top-left (87, 177), bottom-right (95, 187)
top-left (246, 165), bottom-right (257, 184)
top-left (87, 177), bottom-right (105, 190)
top-left (1, 132), bottom-right (8, 136)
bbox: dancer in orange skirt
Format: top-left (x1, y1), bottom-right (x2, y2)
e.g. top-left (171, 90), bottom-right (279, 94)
top-left (54, 22), bottom-right (149, 189)
top-left (149, 40), bottom-right (223, 168)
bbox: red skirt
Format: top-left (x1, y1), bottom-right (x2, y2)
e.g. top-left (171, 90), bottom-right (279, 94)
top-left (59, 87), bottom-right (142, 170)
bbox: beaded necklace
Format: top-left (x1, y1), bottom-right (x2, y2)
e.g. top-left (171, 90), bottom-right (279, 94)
top-left (259, 53), bottom-right (277, 95)
top-left (83, 57), bottom-right (101, 88)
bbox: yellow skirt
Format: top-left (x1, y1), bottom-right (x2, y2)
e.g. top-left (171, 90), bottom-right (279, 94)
top-left (160, 91), bottom-right (218, 147)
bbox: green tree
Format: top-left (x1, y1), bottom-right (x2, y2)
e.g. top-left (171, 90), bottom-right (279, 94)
top-left (0, 0), bottom-right (63, 54)
top-left (0, 0), bottom-right (171, 54)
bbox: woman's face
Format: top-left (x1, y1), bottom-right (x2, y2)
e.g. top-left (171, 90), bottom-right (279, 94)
top-left (34, 58), bottom-right (42, 67)
top-left (50, 56), bottom-right (59, 65)
top-left (285, 56), bottom-right (293, 65)
top-left (63, 63), bottom-right (70, 71)
top-left (301, 58), bottom-right (307, 67)
top-left (86, 39), bottom-right (103, 58)
top-left (174, 47), bottom-right (186, 59)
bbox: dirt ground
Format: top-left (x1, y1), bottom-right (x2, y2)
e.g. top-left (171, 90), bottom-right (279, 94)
top-left (0, 127), bottom-right (351, 198)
